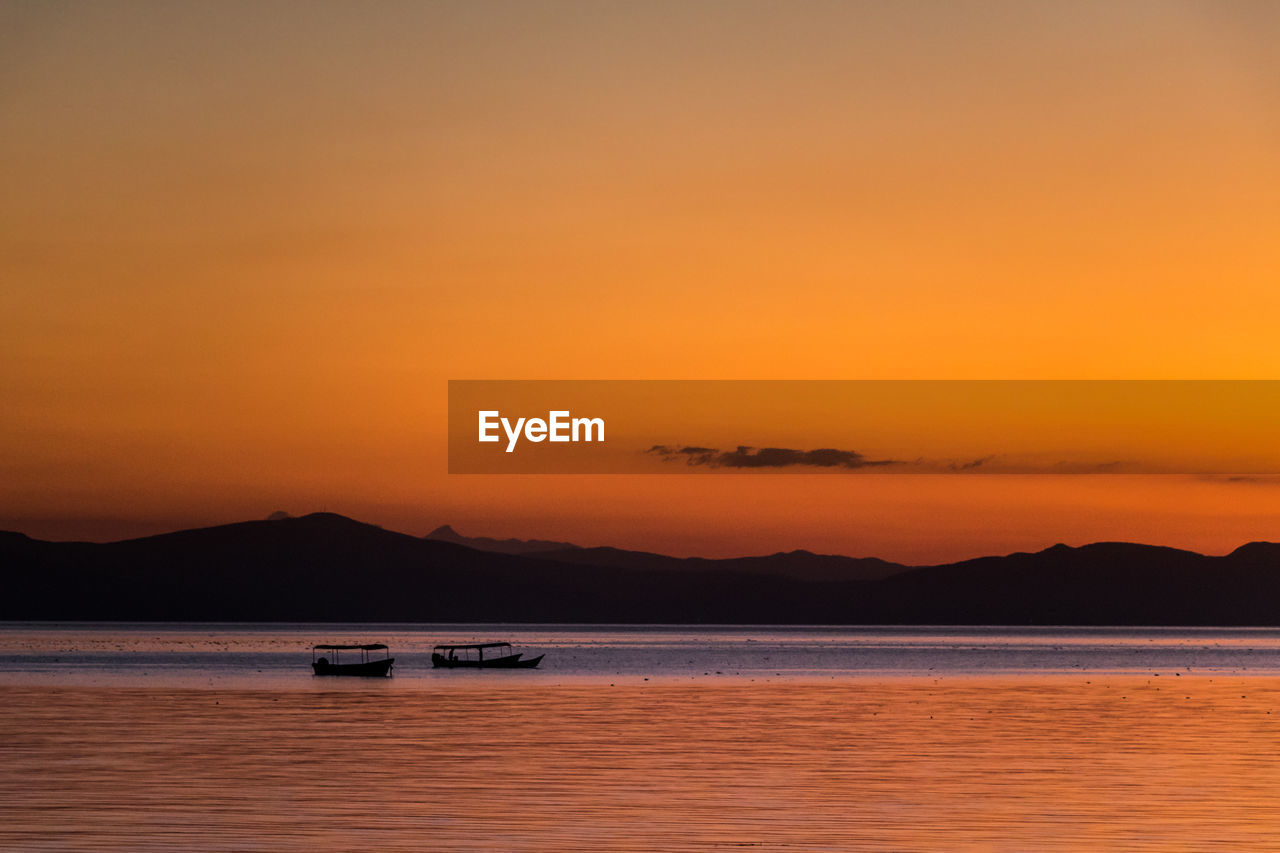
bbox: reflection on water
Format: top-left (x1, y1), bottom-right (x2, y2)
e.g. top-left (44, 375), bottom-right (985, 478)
top-left (5, 679), bottom-right (1280, 850)
top-left (4, 626), bottom-right (1280, 849)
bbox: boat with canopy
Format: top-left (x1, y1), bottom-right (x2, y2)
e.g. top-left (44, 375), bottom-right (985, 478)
top-left (431, 642), bottom-right (543, 669)
top-left (311, 643), bottom-right (394, 677)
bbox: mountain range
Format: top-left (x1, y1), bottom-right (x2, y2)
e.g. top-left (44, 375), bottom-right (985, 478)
top-left (3, 512), bottom-right (1280, 624)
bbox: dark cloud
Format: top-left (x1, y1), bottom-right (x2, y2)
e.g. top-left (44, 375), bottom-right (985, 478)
top-left (647, 444), bottom-right (896, 469)
top-left (945, 458), bottom-right (1132, 474)
top-left (647, 446), bottom-right (1165, 473)
top-left (950, 455), bottom-right (995, 471)
top-left (646, 445), bottom-right (719, 466)
top-left (1200, 475), bottom-right (1280, 486)
top-left (1044, 460), bottom-right (1126, 473)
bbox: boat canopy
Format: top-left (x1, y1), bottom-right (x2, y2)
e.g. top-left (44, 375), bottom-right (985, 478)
top-left (434, 642), bottom-right (512, 650)
top-left (314, 643), bottom-right (388, 651)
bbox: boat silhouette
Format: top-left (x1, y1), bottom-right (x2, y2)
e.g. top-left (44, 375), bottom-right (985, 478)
top-left (312, 643), bottom-right (394, 676)
top-left (432, 642), bottom-right (544, 669)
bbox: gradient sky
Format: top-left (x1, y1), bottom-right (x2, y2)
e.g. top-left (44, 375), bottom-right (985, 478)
top-left (3, 1), bottom-right (1279, 561)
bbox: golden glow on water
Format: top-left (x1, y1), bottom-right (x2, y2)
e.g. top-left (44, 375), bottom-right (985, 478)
top-left (6, 678), bottom-right (1280, 850)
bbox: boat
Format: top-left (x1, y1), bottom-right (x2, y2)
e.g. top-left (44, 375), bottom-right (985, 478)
top-left (431, 642), bottom-right (544, 669)
top-left (312, 643), bottom-right (394, 677)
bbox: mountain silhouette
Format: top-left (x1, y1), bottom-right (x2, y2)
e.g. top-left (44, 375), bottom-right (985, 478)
top-left (530, 546), bottom-right (908, 582)
top-left (424, 524), bottom-right (581, 555)
top-left (3, 513), bottom-right (1280, 624)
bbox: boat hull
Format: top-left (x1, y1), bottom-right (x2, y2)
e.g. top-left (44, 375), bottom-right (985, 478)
top-left (312, 658), bottom-right (394, 677)
top-left (432, 652), bottom-right (543, 669)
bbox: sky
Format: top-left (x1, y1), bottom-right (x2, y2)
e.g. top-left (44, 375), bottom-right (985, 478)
top-left (2, 1), bottom-right (1280, 562)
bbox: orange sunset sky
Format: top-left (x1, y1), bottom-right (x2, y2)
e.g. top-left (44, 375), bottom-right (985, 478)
top-left (3, 1), bottom-right (1279, 563)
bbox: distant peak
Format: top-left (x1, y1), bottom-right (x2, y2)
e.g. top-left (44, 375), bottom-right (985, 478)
top-left (1229, 541), bottom-right (1280, 557)
top-left (297, 512), bottom-right (362, 525)
top-left (266, 511), bottom-right (292, 521)
top-left (423, 524), bottom-right (579, 555)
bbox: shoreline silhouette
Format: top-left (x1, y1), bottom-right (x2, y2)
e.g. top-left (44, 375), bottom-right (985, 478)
top-left (3, 512), bottom-right (1278, 625)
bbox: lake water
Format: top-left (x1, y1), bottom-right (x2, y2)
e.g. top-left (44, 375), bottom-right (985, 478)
top-left (5, 624), bottom-right (1280, 850)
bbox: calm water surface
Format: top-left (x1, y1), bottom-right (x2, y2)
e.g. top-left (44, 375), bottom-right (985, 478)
top-left (4, 624), bottom-right (1280, 850)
